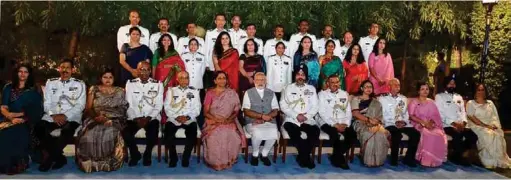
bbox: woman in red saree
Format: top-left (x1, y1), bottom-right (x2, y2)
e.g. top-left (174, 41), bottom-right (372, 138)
top-left (213, 32), bottom-right (240, 92)
top-left (343, 44), bottom-right (369, 95)
top-left (202, 71), bottom-right (246, 171)
top-left (152, 34), bottom-right (185, 89)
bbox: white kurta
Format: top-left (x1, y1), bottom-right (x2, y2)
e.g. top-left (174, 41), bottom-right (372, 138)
top-left (242, 88), bottom-right (280, 140)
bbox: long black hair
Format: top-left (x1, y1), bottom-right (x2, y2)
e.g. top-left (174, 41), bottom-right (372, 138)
top-left (157, 34), bottom-right (175, 59)
top-left (344, 44), bottom-right (365, 64)
top-left (214, 31), bottom-right (233, 59)
top-left (243, 38), bottom-right (258, 55)
top-left (356, 80), bottom-right (375, 98)
top-left (296, 36), bottom-right (316, 55)
top-left (12, 63), bottom-right (35, 90)
top-left (371, 37), bottom-right (388, 57)
top-left (324, 40), bottom-right (336, 54)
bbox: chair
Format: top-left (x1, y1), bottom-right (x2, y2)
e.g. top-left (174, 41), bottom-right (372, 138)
top-left (243, 126), bottom-right (279, 163)
top-left (317, 130), bottom-right (352, 164)
top-left (279, 125), bottom-right (316, 163)
top-left (162, 123), bottom-right (202, 163)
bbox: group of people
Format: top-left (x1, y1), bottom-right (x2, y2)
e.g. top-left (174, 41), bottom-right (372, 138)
top-left (0, 9), bottom-right (510, 176)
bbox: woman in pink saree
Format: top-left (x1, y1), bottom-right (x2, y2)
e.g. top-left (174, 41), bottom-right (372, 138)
top-left (368, 38), bottom-right (394, 96)
top-left (408, 82), bottom-right (447, 167)
top-left (202, 71), bottom-right (246, 171)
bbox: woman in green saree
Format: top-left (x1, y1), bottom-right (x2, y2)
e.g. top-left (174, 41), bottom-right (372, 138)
top-left (319, 40), bottom-right (345, 90)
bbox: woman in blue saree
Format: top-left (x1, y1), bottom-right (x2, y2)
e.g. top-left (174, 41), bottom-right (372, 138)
top-left (293, 36), bottom-right (320, 88)
top-left (0, 64), bottom-right (43, 175)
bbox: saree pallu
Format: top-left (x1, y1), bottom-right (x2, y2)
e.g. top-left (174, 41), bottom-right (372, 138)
top-left (201, 88), bottom-right (246, 171)
top-left (320, 56), bottom-right (345, 90)
top-left (343, 61), bottom-right (368, 95)
top-left (218, 48), bottom-right (240, 92)
top-left (153, 50), bottom-right (186, 89)
top-left (294, 52), bottom-right (320, 88)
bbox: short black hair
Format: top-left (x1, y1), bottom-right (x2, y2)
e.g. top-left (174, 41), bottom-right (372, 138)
top-left (274, 24), bottom-right (284, 30)
top-left (128, 9), bottom-right (139, 16)
top-left (243, 39), bottom-right (259, 54)
top-left (215, 13), bottom-right (226, 20)
top-left (246, 23), bottom-right (256, 29)
top-left (158, 18), bottom-right (169, 24)
top-left (275, 42), bottom-right (286, 49)
top-left (323, 24), bottom-right (333, 31)
top-left (60, 58), bottom-right (75, 68)
top-left (299, 19), bottom-right (309, 24)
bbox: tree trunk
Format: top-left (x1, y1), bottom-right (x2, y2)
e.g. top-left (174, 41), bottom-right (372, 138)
top-left (68, 31), bottom-right (79, 58)
top-left (401, 39), bottom-right (408, 82)
top-left (446, 45), bottom-right (452, 77)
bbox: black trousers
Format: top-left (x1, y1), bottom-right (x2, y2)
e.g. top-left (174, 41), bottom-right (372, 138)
top-left (320, 124), bottom-right (356, 159)
top-left (164, 122), bottom-right (197, 162)
top-left (386, 126), bottom-right (420, 162)
top-left (34, 120), bottom-right (80, 160)
top-left (283, 122), bottom-right (320, 159)
top-left (122, 119), bottom-right (160, 157)
top-left (197, 89), bottom-right (206, 128)
top-left (444, 127), bottom-right (478, 159)
top-left (275, 92), bottom-right (282, 128)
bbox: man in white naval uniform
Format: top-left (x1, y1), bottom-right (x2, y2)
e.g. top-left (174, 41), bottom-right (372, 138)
top-left (280, 65), bottom-right (319, 169)
top-left (318, 75), bottom-right (354, 169)
top-left (289, 19), bottom-right (318, 56)
top-left (263, 25), bottom-right (292, 60)
top-left (242, 72), bottom-right (279, 166)
top-left (228, 15), bottom-right (247, 52)
top-left (378, 78), bottom-right (419, 167)
top-left (435, 76), bottom-right (477, 166)
top-left (316, 25), bottom-right (341, 57)
top-left (204, 13), bottom-right (228, 71)
top-left (123, 61), bottom-right (164, 167)
top-left (338, 31), bottom-right (354, 60)
top-left (149, 18), bottom-right (179, 53)
top-left (358, 23), bottom-right (379, 63)
top-left (238, 23), bottom-right (264, 56)
top-left (163, 71), bottom-right (200, 168)
top-left (117, 9), bottom-right (150, 52)
top-left (177, 22), bottom-right (205, 55)
top-left (36, 59), bottom-right (86, 172)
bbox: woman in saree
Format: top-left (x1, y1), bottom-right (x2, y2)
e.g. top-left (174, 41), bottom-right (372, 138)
top-left (152, 33), bottom-right (185, 89)
top-left (343, 44), bottom-right (368, 95)
top-left (351, 80), bottom-right (389, 167)
top-left (0, 64), bottom-right (43, 175)
top-left (76, 68), bottom-right (128, 173)
top-left (119, 27), bottom-right (153, 85)
top-left (368, 38), bottom-right (394, 96)
top-left (202, 71), bottom-right (246, 171)
top-left (239, 38), bottom-right (265, 94)
top-left (319, 40), bottom-right (345, 90)
top-left (467, 84), bottom-right (511, 169)
top-left (213, 32), bottom-right (240, 92)
top-left (408, 82), bottom-right (447, 167)
top-left (293, 36), bottom-right (320, 88)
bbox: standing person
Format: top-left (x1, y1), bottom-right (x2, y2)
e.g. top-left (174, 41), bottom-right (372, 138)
top-left (163, 71), bottom-right (200, 168)
top-left (339, 31), bottom-right (353, 61)
top-left (238, 24), bottom-right (264, 56)
top-left (152, 34), bottom-right (185, 89)
top-left (36, 59), bottom-right (86, 172)
top-left (76, 68), bottom-right (127, 173)
top-left (119, 27), bottom-right (153, 85)
top-left (408, 82), bottom-right (447, 167)
top-left (433, 52), bottom-right (449, 95)
top-left (368, 38), bottom-right (394, 96)
top-left (239, 39), bottom-right (265, 94)
top-left (264, 25), bottom-right (292, 60)
top-left (0, 64), bottom-right (43, 175)
top-left (378, 78), bottom-right (419, 167)
top-left (318, 75), bottom-right (355, 169)
top-left (319, 40), bottom-right (345, 90)
top-left (181, 38), bottom-right (207, 90)
top-left (213, 32), bottom-right (240, 91)
top-left (242, 72), bottom-right (279, 166)
top-left (117, 9), bottom-right (150, 51)
top-left (293, 36), bottom-right (320, 88)
top-left (123, 62), bottom-right (164, 167)
top-left (358, 23), bottom-right (379, 63)
top-left (228, 15), bottom-right (247, 51)
top-left (351, 80), bottom-right (389, 167)
top-left (435, 76), bottom-right (477, 166)
top-left (149, 18), bottom-right (179, 53)
top-left (202, 71), bottom-right (246, 171)
top-left (316, 25), bottom-right (341, 57)
top-left (289, 19), bottom-right (318, 56)
top-left (177, 22), bottom-right (205, 55)
top-left (467, 84), bottom-right (511, 169)
top-left (266, 42), bottom-right (293, 100)
top-left (205, 13), bottom-right (228, 71)
top-left (280, 65), bottom-right (320, 169)
top-left (343, 44), bottom-right (368, 95)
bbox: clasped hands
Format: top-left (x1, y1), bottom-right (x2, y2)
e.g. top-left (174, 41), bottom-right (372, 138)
top-left (253, 113), bottom-right (273, 125)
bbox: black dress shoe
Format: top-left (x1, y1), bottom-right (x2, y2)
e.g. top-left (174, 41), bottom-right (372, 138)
top-left (51, 156), bottom-right (67, 170)
top-left (128, 153), bottom-right (141, 167)
top-left (329, 155), bottom-right (341, 168)
top-left (38, 161), bottom-right (53, 172)
top-left (260, 156), bottom-right (271, 166)
top-left (306, 157), bottom-right (316, 169)
top-left (296, 155), bottom-right (306, 168)
top-left (390, 160), bottom-right (399, 166)
top-left (182, 159), bottom-right (190, 168)
top-left (250, 156), bottom-right (259, 166)
top-left (168, 160), bottom-right (177, 168)
top-left (142, 152), bottom-right (152, 166)
top-left (403, 159), bottom-right (417, 168)
top-left (339, 162), bottom-right (350, 170)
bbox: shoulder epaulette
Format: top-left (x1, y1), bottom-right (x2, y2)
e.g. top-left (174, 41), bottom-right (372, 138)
top-left (182, 52), bottom-right (189, 55)
top-left (129, 79), bottom-right (138, 83)
top-left (284, 54), bottom-right (292, 58)
top-left (197, 52), bottom-right (205, 56)
top-left (189, 86), bottom-right (196, 90)
top-left (49, 77), bottom-right (59, 81)
top-left (72, 78), bottom-right (83, 82)
top-left (150, 79), bottom-right (159, 83)
top-left (269, 54), bottom-right (277, 57)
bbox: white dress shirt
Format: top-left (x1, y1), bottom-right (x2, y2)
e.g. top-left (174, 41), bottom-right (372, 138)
top-left (263, 38), bottom-right (292, 60)
top-left (280, 83), bottom-right (319, 126)
top-left (181, 51), bottom-right (207, 89)
top-left (289, 32), bottom-right (318, 56)
top-left (117, 25), bottom-right (150, 52)
top-left (358, 35), bottom-right (378, 62)
top-left (266, 54), bottom-right (293, 93)
top-left (42, 77), bottom-right (86, 124)
top-left (316, 37), bottom-right (342, 57)
top-left (149, 32), bottom-right (179, 53)
top-left (378, 93), bottom-right (411, 127)
top-left (318, 89), bottom-right (352, 127)
top-left (125, 78), bottom-right (164, 121)
top-left (176, 36), bottom-right (205, 55)
top-left (228, 28), bottom-right (247, 51)
top-left (435, 92), bottom-right (468, 127)
top-left (204, 28), bottom-right (228, 70)
top-left (164, 86), bottom-right (201, 126)
top-left (237, 37), bottom-right (264, 56)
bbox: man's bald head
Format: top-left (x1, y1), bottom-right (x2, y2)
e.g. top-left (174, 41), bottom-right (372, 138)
top-left (177, 71), bottom-right (190, 88)
top-left (389, 78), bottom-right (401, 95)
top-left (137, 61), bottom-right (151, 81)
